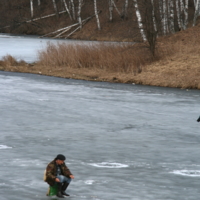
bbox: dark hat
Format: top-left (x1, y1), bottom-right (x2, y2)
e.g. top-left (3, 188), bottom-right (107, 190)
top-left (55, 154), bottom-right (66, 161)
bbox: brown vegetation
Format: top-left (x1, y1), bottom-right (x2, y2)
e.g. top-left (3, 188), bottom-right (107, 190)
top-left (1, 23), bottom-right (200, 89)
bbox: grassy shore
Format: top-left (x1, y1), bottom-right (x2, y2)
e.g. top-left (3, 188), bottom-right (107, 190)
top-left (0, 24), bottom-right (200, 89)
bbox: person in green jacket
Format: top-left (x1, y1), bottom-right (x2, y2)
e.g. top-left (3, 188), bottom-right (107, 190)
top-left (45, 154), bottom-right (75, 198)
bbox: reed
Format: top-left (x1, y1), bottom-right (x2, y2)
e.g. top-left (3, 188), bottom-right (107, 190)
top-left (37, 42), bottom-right (157, 74)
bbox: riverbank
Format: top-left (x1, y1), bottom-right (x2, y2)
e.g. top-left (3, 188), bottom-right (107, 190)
top-left (0, 23), bottom-right (200, 89)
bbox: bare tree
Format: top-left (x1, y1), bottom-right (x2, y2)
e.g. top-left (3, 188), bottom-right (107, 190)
top-left (94, 0), bottom-right (101, 30)
top-left (151, 0), bottom-right (157, 32)
top-left (77, 0), bottom-right (83, 28)
top-left (168, 0), bottom-right (175, 33)
top-left (193, 0), bottom-right (200, 26)
top-left (162, 0), bottom-right (168, 35)
top-left (62, 0), bottom-right (72, 20)
top-left (121, 0), bottom-right (129, 20)
top-left (133, 0), bottom-right (147, 41)
top-left (70, 0), bottom-right (76, 20)
top-left (176, 0), bottom-right (182, 30)
top-left (109, 0), bottom-right (114, 22)
top-left (52, 0), bottom-right (59, 18)
top-left (184, 0), bottom-right (189, 29)
top-left (30, 0), bottom-right (34, 19)
top-left (144, 0), bottom-right (158, 56)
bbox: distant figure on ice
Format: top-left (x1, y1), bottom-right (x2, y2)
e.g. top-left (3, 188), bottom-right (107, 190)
top-left (197, 116), bottom-right (200, 122)
top-left (44, 154), bottom-right (75, 198)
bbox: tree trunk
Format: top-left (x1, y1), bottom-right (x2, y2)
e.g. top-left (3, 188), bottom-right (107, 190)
top-left (38, 0), bottom-right (40, 6)
top-left (151, 0), bottom-right (157, 32)
top-left (30, 0), bottom-right (34, 19)
top-left (94, 0), bottom-right (101, 30)
top-left (179, 0), bottom-right (185, 29)
top-left (122, 0), bottom-right (129, 20)
top-left (109, 0), bottom-right (114, 22)
top-left (184, 0), bottom-right (189, 29)
top-left (77, 0), bottom-right (82, 29)
top-left (133, 0), bottom-right (147, 41)
top-left (162, 0), bottom-right (168, 35)
top-left (52, 0), bottom-right (59, 18)
top-left (176, 0), bottom-right (182, 30)
top-left (62, 0), bottom-right (72, 20)
top-left (193, 0), bottom-right (200, 26)
top-left (70, 0), bottom-right (76, 20)
top-left (169, 0), bottom-right (175, 33)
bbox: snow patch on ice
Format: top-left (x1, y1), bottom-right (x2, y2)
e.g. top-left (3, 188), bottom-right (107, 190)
top-left (88, 162), bottom-right (129, 168)
top-left (170, 170), bottom-right (200, 177)
top-left (85, 180), bottom-right (95, 185)
top-left (0, 145), bottom-right (12, 149)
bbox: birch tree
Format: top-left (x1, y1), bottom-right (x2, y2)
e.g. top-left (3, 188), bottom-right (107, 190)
top-left (122, 0), bottom-right (129, 20)
top-left (168, 0), bottom-right (175, 33)
top-left (94, 0), bottom-right (101, 30)
top-left (109, 0), bottom-right (114, 21)
top-left (162, 0), bottom-right (168, 35)
top-left (184, 0), bottom-right (189, 29)
top-left (62, 0), bottom-right (72, 20)
top-left (133, 0), bottom-right (147, 41)
top-left (70, 0), bottom-right (76, 20)
top-left (77, 0), bottom-right (83, 28)
top-left (193, 0), bottom-right (200, 26)
top-left (52, 0), bottom-right (59, 18)
top-left (176, 0), bottom-right (182, 29)
top-left (30, 0), bottom-right (34, 19)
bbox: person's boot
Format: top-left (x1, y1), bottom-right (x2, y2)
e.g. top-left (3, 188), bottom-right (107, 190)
top-left (61, 182), bottom-right (70, 196)
top-left (56, 183), bottom-right (64, 198)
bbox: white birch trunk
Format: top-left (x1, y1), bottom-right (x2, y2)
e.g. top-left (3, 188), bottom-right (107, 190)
top-left (62, 0), bottom-right (72, 20)
top-left (77, 0), bottom-right (82, 29)
top-left (123, 0), bottom-right (129, 19)
top-left (163, 0), bottom-right (168, 35)
top-left (179, 0), bottom-right (185, 29)
top-left (38, 0), bottom-right (40, 6)
top-left (94, 0), bottom-right (101, 30)
top-left (70, 0), bottom-right (76, 20)
top-left (193, 0), bottom-right (200, 26)
top-left (133, 0), bottom-right (147, 41)
top-left (30, 0), bottom-right (34, 18)
top-left (176, 0), bottom-right (182, 30)
top-left (109, 0), bottom-right (114, 22)
top-left (169, 0), bottom-right (175, 33)
top-left (111, 0), bottom-right (121, 16)
top-left (184, 0), bottom-right (189, 29)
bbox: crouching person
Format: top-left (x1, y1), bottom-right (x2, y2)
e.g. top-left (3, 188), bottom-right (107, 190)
top-left (45, 154), bottom-right (75, 198)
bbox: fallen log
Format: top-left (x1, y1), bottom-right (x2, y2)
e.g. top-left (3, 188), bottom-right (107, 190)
top-left (40, 23), bottom-right (79, 38)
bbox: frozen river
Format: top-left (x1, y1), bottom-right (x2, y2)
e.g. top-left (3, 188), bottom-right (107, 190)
top-left (0, 71), bottom-right (200, 200)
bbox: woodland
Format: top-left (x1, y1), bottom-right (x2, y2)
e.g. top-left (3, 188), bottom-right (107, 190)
top-left (0, 0), bottom-right (200, 42)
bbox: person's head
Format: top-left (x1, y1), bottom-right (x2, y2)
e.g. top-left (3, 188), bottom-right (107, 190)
top-left (55, 154), bottom-right (66, 165)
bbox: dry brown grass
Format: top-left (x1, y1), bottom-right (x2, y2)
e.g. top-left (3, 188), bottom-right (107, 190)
top-left (37, 42), bottom-right (157, 74)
